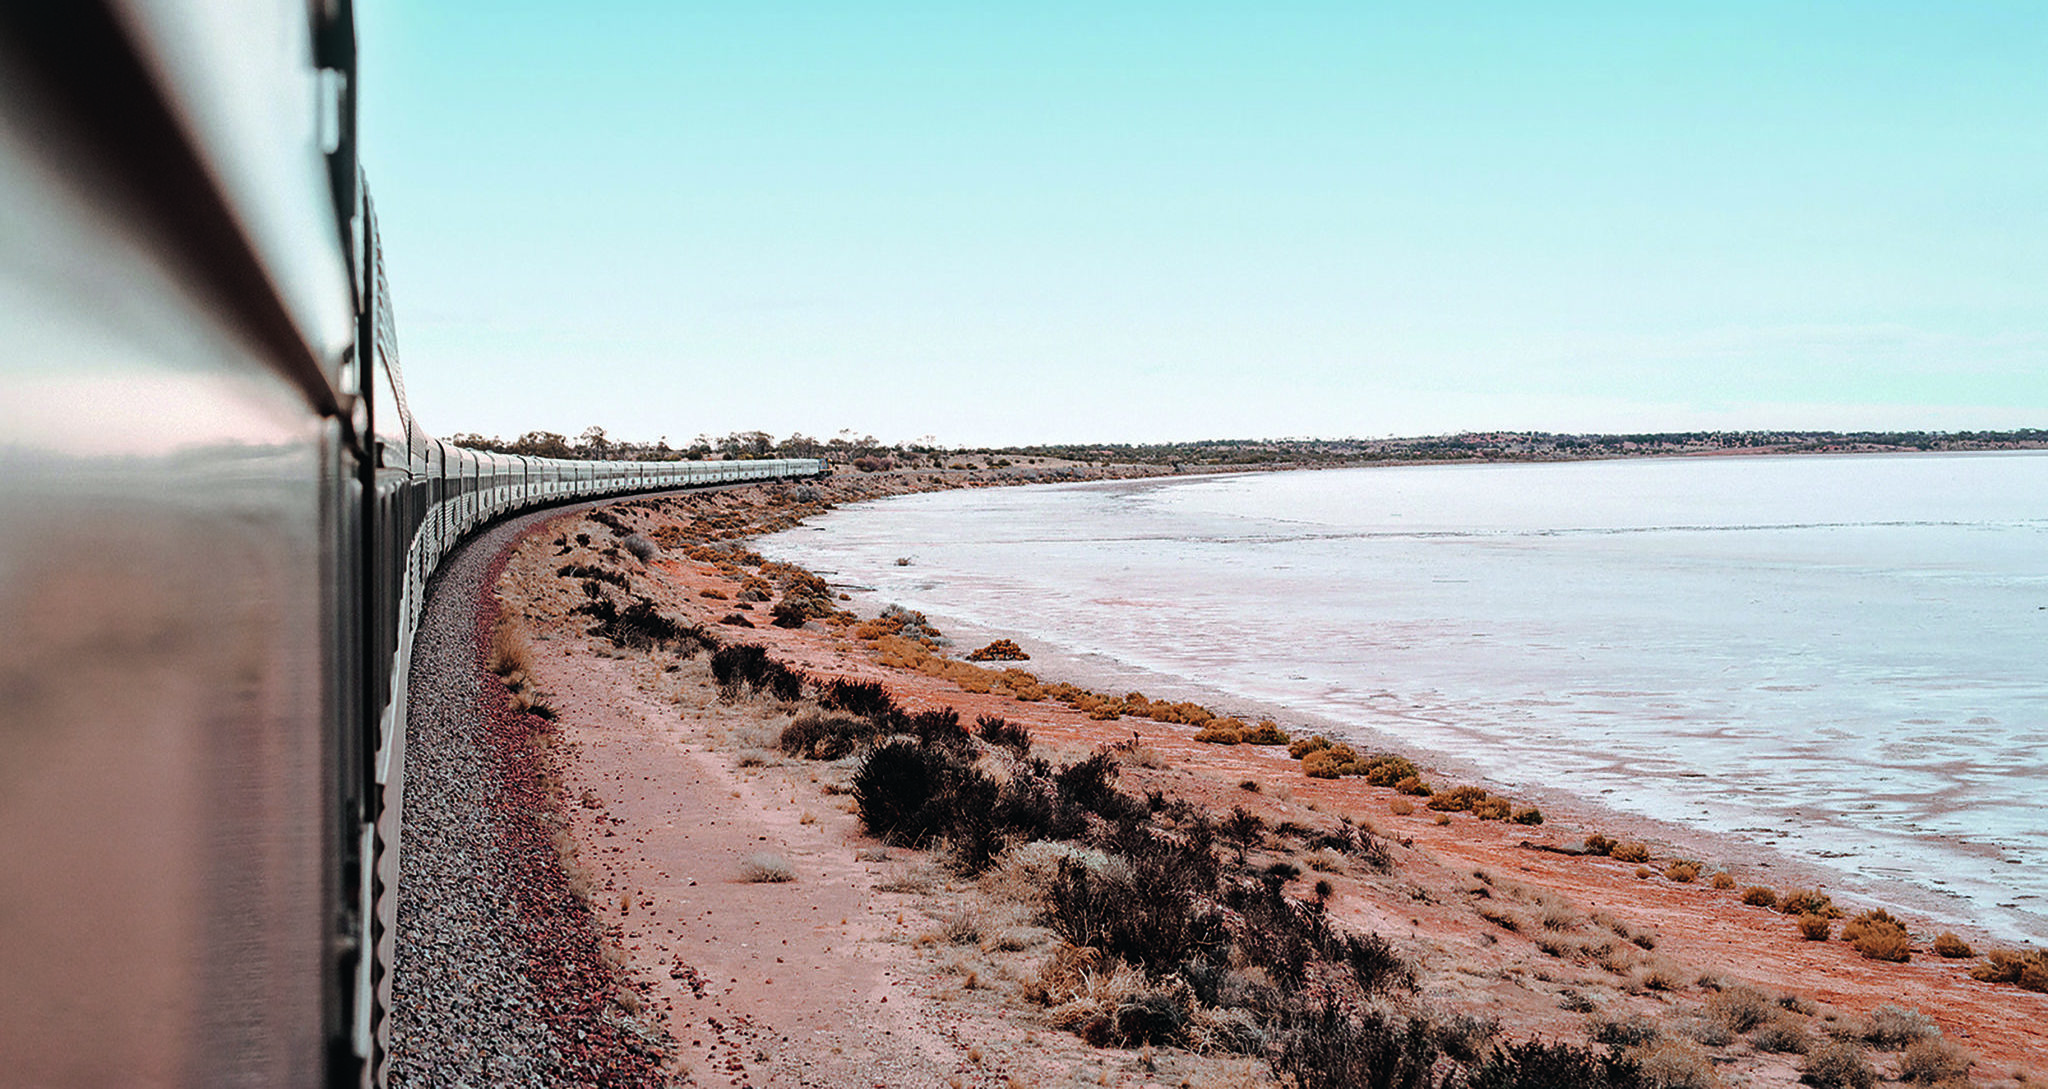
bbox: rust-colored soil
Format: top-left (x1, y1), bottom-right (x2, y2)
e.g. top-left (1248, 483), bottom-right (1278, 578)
top-left (495, 484), bottom-right (2047, 1087)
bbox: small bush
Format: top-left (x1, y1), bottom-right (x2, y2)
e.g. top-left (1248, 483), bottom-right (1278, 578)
top-left (778, 709), bottom-right (874, 760)
top-left (1710, 872), bottom-right (1735, 889)
top-left (1632, 1037), bottom-right (1718, 1089)
top-left (1469, 1039), bottom-right (1644, 1089)
top-left (1194, 723), bottom-right (1243, 745)
top-left (1394, 775), bottom-right (1432, 796)
top-left (1301, 750), bottom-right (1345, 778)
top-left (1799, 915), bottom-right (1833, 941)
top-left (1801, 1040), bottom-right (1876, 1089)
top-left (1511, 806), bottom-right (1544, 825)
top-left (1665, 861), bottom-right (1701, 883)
top-left (1753, 1017), bottom-right (1811, 1054)
top-left (1590, 1013), bottom-right (1659, 1048)
top-left (1270, 1002), bottom-right (1441, 1089)
top-left (1611, 841), bottom-right (1652, 864)
top-left (1967, 946), bottom-right (2048, 989)
top-left (1841, 910), bottom-right (1911, 963)
top-left (1428, 785), bottom-right (1490, 812)
top-left (621, 533), bottom-right (659, 561)
top-left (1387, 797), bottom-right (1415, 816)
top-left (1929, 932), bottom-right (1973, 959)
top-left (817, 678), bottom-right (898, 722)
top-left (1471, 797), bottom-right (1513, 821)
top-left (738, 853), bottom-right (794, 882)
top-left (1287, 735), bottom-right (1331, 759)
top-left (1896, 1038), bottom-right (1973, 1083)
top-left (1741, 886), bottom-right (1778, 908)
top-left (976, 713), bottom-right (1032, 756)
top-left (1778, 889), bottom-right (1842, 918)
top-left (1863, 1004), bottom-right (1939, 1050)
top-left (966, 638), bottom-right (1030, 661)
top-left (1239, 720), bottom-right (1290, 745)
top-left (1708, 984), bottom-right (1775, 1033)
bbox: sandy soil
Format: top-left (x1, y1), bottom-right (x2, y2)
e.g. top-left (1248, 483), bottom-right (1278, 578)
top-left (492, 484), bottom-right (2047, 1087)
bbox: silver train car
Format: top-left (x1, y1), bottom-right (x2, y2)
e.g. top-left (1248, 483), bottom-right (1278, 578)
top-left (0, 6), bottom-right (820, 1086)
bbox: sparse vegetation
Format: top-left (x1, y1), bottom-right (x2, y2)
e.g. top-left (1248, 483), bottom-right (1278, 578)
top-left (1840, 909), bottom-right (1912, 962)
top-left (1930, 932), bottom-right (1973, 959)
top-left (1801, 1040), bottom-right (1877, 1089)
top-left (1611, 841), bottom-right (1652, 864)
top-left (1741, 886), bottom-right (1778, 908)
top-left (738, 853), bottom-right (794, 883)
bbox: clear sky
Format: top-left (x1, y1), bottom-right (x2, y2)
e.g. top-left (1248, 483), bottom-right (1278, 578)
top-left (358, 2), bottom-right (2046, 447)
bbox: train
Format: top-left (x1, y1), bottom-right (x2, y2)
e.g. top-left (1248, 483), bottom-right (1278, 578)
top-left (0, 6), bottom-right (821, 1086)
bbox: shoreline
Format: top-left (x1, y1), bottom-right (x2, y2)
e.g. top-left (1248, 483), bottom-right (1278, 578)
top-left (478, 473), bottom-right (2046, 1084)
top-left (755, 457), bottom-right (2048, 948)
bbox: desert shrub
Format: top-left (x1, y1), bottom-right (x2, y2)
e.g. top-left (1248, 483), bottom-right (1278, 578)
top-left (1512, 807), bottom-right (1545, 825)
top-left (1841, 910), bottom-right (1911, 962)
top-left (1045, 845), bottom-right (1222, 976)
top-left (738, 852), bottom-right (794, 882)
top-left (1707, 984), bottom-right (1776, 1033)
top-left (851, 737), bottom-right (999, 869)
top-left (1195, 722), bottom-right (1243, 744)
top-left (1611, 841), bottom-right (1652, 864)
top-left (1798, 915), bottom-right (1833, 941)
top-left (1895, 1038), bottom-right (1973, 1083)
top-left (556, 561), bottom-right (629, 587)
top-left (966, 638), bottom-right (1030, 661)
top-left (1863, 1004), bottom-right (1939, 1050)
top-left (1360, 754), bottom-right (1419, 786)
top-left (777, 709), bottom-right (874, 760)
top-left (1469, 1039), bottom-right (1646, 1089)
top-left (816, 678), bottom-right (898, 722)
top-left (907, 706), bottom-right (970, 750)
top-left (1388, 797), bottom-right (1415, 816)
top-left (1753, 1018), bottom-right (1811, 1054)
top-left (717, 612), bottom-right (754, 627)
top-left (1967, 946), bottom-right (2048, 989)
top-left (1591, 1014), bottom-right (1659, 1049)
top-left (1664, 861), bottom-right (1701, 883)
top-left (1630, 1038), bottom-right (1718, 1089)
top-left (1778, 889), bottom-right (1842, 918)
top-left (1239, 720), bottom-right (1290, 745)
top-left (1675, 1014), bottom-right (1733, 1047)
top-left (1394, 775), bottom-right (1432, 795)
top-left (977, 713), bottom-right (1031, 756)
top-left (1301, 750), bottom-right (1346, 778)
top-left (1801, 1041), bottom-right (1876, 1089)
top-left (1584, 834), bottom-right (1617, 856)
top-left (1288, 735), bottom-right (1332, 759)
top-left (1929, 932), bottom-right (1973, 959)
top-left (1710, 872), bottom-right (1735, 889)
top-left (620, 532), bottom-right (659, 561)
top-left (1741, 886), bottom-right (1778, 908)
top-left (1221, 805), bottom-right (1266, 861)
top-left (1270, 1001), bottom-right (1442, 1089)
top-left (1472, 797), bottom-right (1513, 821)
top-left (1428, 785), bottom-right (1491, 812)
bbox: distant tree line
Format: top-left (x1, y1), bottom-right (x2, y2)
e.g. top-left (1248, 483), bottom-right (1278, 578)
top-left (446, 427), bottom-right (2046, 467)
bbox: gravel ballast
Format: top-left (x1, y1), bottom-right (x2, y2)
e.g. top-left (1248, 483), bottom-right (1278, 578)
top-left (386, 504), bottom-right (670, 1088)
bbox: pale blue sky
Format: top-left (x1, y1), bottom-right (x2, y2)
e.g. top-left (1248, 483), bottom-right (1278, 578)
top-left (359, 2), bottom-right (2045, 446)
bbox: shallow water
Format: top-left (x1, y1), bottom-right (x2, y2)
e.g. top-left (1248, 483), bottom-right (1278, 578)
top-left (760, 452), bottom-right (2048, 941)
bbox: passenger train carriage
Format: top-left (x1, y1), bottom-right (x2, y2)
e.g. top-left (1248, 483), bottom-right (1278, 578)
top-left (0, 6), bottom-right (820, 1085)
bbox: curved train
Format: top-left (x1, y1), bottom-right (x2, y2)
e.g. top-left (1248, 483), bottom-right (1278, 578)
top-left (0, 6), bottom-right (819, 1086)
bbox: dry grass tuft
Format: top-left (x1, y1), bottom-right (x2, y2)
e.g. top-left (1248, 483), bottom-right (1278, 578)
top-left (1798, 914), bottom-right (1833, 941)
top-left (1802, 1040), bottom-right (1877, 1089)
top-left (1664, 860), bottom-right (1702, 883)
top-left (1709, 872), bottom-right (1735, 889)
top-left (738, 852), bottom-right (795, 883)
top-left (1741, 885), bottom-right (1778, 908)
top-left (1841, 909), bottom-right (1911, 962)
top-left (490, 619), bottom-right (536, 677)
top-left (1895, 1038), bottom-right (1974, 1083)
